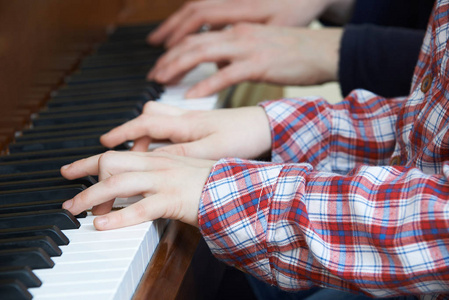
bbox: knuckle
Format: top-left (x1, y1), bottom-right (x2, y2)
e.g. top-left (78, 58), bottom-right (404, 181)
top-left (179, 35), bottom-right (196, 48)
top-left (173, 144), bottom-right (187, 157)
top-left (133, 202), bottom-right (148, 221)
top-left (185, 1), bottom-right (204, 14)
top-left (104, 174), bottom-right (121, 189)
top-left (195, 44), bottom-right (209, 56)
top-left (233, 23), bottom-right (254, 35)
top-left (172, 55), bottom-right (189, 70)
top-left (98, 150), bottom-right (117, 168)
top-left (143, 101), bottom-right (156, 113)
top-left (74, 190), bottom-right (90, 207)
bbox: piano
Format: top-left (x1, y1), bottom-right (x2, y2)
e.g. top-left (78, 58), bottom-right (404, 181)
top-left (0, 2), bottom-right (228, 299)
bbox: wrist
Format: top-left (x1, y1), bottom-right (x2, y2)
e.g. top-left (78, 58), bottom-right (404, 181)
top-left (322, 28), bottom-right (343, 83)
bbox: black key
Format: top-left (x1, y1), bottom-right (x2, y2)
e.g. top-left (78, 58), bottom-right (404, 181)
top-left (110, 22), bottom-right (160, 38)
top-left (47, 92), bottom-right (150, 108)
top-left (0, 170), bottom-right (62, 183)
top-left (0, 248), bottom-right (54, 269)
top-left (0, 209), bottom-right (80, 230)
top-left (0, 155), bottom-right (89, 172)
top-left (0, 199), bottom-right (87, 219)
top-left (0, 146), bottom-right (119, 162)
top-left (67, 65), bottom-right (150, 85)
top-left (107, 30), bottom-right (155, 42)
top-left (40, 100), bottom-right (145, 115)
top-left (0, 279), bottom-right (32, 300)
top-left (0, 176), bottom-right (96, 192)
top-left (32, 108), bottom-right (140, 127)
top-left (95, 40), bottom-right (163, 54)
top-left (0, 184), bottom-right (86, 205)
top-left (0, 199), bottom-right (66, 215)
top-left (81, 53), bottom-right (159, 70)
top-left (82, 50), bottom-right (159, 63)
top-left (0, 225), bottom-right (69, 246)
top-left (147, 80), bottom-right (164, 94)
top-left (55, 80), bottom-right (162, 99)
top-left (55, 79), bottom-right (149, 97)
top-left (9, 135), bottom-right (104, 153)
top-left (16, 127), bottom-right (115, 143)
top-left (0, 236), bottom-right (62, 257)
top-left (0, 266), bottom-right (41, 288)
top-left (22, 118), bottom-right (129, 134)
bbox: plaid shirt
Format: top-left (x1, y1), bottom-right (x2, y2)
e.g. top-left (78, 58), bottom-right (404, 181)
top-left (199, 0), bottom-right (449, 298)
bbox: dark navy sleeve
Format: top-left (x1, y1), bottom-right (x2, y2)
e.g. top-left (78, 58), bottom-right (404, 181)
top-left (338, 24), bottom-right (425, 97)
top-left (349, 0), bottom-right (435, 29)
top-left (334, 0), bottom-right (433, 97)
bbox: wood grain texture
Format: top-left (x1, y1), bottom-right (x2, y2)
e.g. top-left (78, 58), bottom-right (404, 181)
top-left (133, 220), bottom-right (202, 299)
top-left (0, 0), bottom-right (188, 151)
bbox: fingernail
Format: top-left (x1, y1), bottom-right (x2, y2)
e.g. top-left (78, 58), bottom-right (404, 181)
top-left (96, 217), bottom-right (108, 228)
top-left (61, 164), bottom-right (70, 170)
top-left (63, 199), bottom-right (73, 209)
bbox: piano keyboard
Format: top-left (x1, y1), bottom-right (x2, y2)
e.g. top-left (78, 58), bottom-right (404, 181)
top-left (0, 23), bottom-right (220, 300)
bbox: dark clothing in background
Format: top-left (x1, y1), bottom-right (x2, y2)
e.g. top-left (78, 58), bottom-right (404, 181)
top-left (338, 0), bottom-right (435, 97)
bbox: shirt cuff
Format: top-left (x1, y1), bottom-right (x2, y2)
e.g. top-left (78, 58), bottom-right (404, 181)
top-left (198, 158), bottom-right (284, 284)
top-left (259, 98), bottom-right (332, 166)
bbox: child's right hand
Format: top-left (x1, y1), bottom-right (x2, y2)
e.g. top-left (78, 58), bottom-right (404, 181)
top-left (100, 101), bottom-right (272, 160)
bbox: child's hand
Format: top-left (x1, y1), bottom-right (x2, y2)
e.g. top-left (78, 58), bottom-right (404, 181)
top-left (61, 151), bottom-right (215, 230)
top-left (100, 102), bottom-right (272, 160)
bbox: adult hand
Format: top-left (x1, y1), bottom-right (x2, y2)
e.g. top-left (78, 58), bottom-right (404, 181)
top-left (148, 0), bottom-right (353, 47)
top-left (61, 151), bottom-right (215, 229)
top-left (148, 24), bottom-right (343, 98)
top-left (100, 101), bottom-right (272, 160)
top-left (148, 0), bottom-right (331, 47)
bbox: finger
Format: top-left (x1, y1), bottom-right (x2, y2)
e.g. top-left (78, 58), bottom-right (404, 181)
top-left (149, 30), bottom-right (232, 81)
top-left (165, 4), bottom-right (267, 47)
top-left (91, 199), bottom-right (115, 216)
top-left (62, 171), bottom-right (156, 216)
top-left (61, 151), bottom-right (152, 180)
top-left (131, 136), bottom-right (151, 152)
top-left (142, 101), bottom-right (185, 116)
top-left (165, 5), bottom-right (230, 47)
top-left (153, 136), bottom-right (220, 159)
top-left (93, 195), bottom-right (168, 230)
top-left (153, 38), bottom-right (239, 84)
top-left (60, 154), bottom-right (102, 179)
top-left (185, 62), bottom-right (257, 98)
top-left (100, 114), bottom-right (164, 148)
top-left (147, 2), bottom-right (198, 45)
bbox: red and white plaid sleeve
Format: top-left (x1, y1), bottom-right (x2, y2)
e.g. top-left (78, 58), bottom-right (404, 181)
top-left (199, 156), bottom-right (449, 298)
top-left (259, 93), bottom-right (405, 172)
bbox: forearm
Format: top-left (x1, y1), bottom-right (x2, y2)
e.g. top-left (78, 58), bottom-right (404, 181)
top-left (199, 159), bottom-right (449, 296)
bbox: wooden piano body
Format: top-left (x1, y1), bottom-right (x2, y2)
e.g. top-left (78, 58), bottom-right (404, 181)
top-left (0, 1), bottom-right (226, 299)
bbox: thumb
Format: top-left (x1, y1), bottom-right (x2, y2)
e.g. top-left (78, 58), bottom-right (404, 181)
top-left (131, 137), bottom-right (151, 152)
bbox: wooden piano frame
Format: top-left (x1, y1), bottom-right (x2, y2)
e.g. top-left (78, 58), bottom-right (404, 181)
top-left (0, 1), bottom-right (226, 298)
